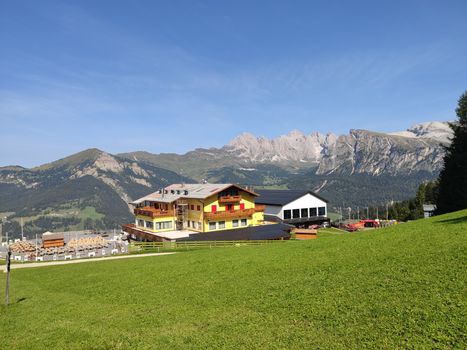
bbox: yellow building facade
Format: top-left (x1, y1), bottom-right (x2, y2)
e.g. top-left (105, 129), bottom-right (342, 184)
top-left (131, 184), bottom-right (265, 234)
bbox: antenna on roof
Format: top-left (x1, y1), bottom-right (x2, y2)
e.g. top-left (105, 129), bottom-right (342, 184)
top-left (180, 168), bottom-right (185, 187)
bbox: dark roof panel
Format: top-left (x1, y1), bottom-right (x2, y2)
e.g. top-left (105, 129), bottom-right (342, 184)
top-left (255, 189), bottom-right (329, 205)
top-left (177, 223), bottom-right (291, 241)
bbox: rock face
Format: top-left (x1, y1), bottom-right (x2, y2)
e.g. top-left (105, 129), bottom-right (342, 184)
top-left (229, 130), bottom-right (337, 164)
top-left (227, 122), bottom-right (451, 175)
top-left (389, 121), bottom-right (453, 143)
top-left (316, 130), bottom-right (447, 175)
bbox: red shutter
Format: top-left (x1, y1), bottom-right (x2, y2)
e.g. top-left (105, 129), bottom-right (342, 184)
top-left (211, 205), bottom-right (217, 213)
top-left (240, 203), bottom-right (245, 210)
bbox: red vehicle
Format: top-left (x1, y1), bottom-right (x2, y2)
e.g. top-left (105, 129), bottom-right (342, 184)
top-left (340, 223), bottom-right (358, 232)
top-left (360, 220), bottom-right (380, 228)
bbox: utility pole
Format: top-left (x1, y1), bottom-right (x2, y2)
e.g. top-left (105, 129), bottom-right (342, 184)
top-left (348, 207), bottom-right (351, 221)
top-left (376, 207), bottom-right (379, 220)
top-left (357, 206), bottom-right (360, 221)
top-left (20, 218), bottom-right (24, 241)
top-left (386, 203), bottom-right (389, 220)
top-left (366, 207), bottom-right (369, 219)
top-left (5, 247), bottom-right (11, 306)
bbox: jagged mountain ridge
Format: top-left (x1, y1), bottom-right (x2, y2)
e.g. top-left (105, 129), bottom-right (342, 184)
top-left (0, 121), bottom-right (451, 236)
top-left (226, 122), bottom-right (451, 174)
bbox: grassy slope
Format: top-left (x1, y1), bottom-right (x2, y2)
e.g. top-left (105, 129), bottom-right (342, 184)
top-left (1, 210), bottom-right (466, 349)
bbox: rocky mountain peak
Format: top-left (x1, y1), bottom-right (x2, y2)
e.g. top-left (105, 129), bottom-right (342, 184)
top-left (225, 121), bottom-right (451, 174)
top-left (388, 121), bottom-right (452, 143)
top-left (93, 152), bottom-right (124, 173)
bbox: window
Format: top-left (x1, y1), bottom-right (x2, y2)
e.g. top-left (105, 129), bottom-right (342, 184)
top-left (283, 210), bottom-right (291, 220)
top-left (211, 205), bottom-right (217, 213)
top-left (219, 221), bottom-right (226, 229)
top-left (197, 205), bottom-right (201, 211)
top-left (318, 207), bottom-right (326, 216)
top-left (239, 203), bottom-right (245, 210)
top-left (209, 222), bottom-right (217, 230)
top-left (187, 221), bottom-right (191, 228)
top-left (192, 221), bottom-right (196, 229)
top-left (292, 209), bottom-right (300, 219)
top-left (190, 205), bottom-right (194, 210)
top-left (241, 219), bottom-right (247, 226)
top-left (232, 219), bottom-right (239, 227)
top-left (227, 204), bottom-right (233, 211)
top-left (145, 221), bottom-right (153, 229)
top-left (301, 208), bottom-right (308, 218)
top-left (156, 221), bottom-right (172, 230)
top-left (138, 219), bottom-right (144, 227)
top-left (310, 208), bottom-right (317, 217)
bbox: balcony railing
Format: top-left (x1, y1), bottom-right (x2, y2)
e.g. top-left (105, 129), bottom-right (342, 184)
top-left (218, 195), bottom-right (242, 203)
top-left (134, 207), bottom-right (175, 218)
top-left (255, 204), bottom-right (265, 212)
top-left (205, 208), bottom-right (256, 220)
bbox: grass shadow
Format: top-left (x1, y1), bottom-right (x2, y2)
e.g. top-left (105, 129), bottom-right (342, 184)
top-left (435, 215), bottom-right (467, 225)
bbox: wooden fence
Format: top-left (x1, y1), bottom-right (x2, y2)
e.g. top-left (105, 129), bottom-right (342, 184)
top-left (130, 239), bottom-right (287, 252)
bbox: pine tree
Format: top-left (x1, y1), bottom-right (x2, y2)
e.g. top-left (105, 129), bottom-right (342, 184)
top-left (413, 183), bottom-right (426, 219)
top-left (436, 92), bottom-right (467, 214)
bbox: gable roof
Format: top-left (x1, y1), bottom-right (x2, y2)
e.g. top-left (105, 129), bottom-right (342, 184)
top-left (255, 189), bottom-right (329, 206)
top-left (131, 183), bottom-right (257, 204)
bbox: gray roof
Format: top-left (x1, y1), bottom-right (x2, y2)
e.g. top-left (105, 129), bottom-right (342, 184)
top-left (423, 204), bottom-right (436, 211)
top-left (131, 183), bottom-right (257, 204)
top-left (255, 189), bottom-right (329, 206)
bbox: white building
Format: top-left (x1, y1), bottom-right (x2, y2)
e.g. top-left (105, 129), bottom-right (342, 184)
top-left (423, 204), bottom-right (436, 218)
top-left (256, 190), bottom-right (329, 226)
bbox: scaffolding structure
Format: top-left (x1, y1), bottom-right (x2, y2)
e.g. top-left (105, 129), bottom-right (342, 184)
top-left (176, 199), bottom-right (188, 230)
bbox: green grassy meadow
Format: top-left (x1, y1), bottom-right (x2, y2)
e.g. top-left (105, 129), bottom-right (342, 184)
top-left (1, 210), bottom-right (466, 349)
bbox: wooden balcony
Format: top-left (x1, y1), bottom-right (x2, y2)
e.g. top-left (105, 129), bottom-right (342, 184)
top-left (255, 204), bottom-right (265, 212)
top-left (218, 195), bottom-right (242, 203)
top-left (134, 207), bottom-right (175, 218)
top-left (205, 208), bottom-right (256, 220)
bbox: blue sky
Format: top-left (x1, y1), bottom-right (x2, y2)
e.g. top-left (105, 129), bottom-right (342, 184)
top-left (1, 0), bottom-right (466, 167)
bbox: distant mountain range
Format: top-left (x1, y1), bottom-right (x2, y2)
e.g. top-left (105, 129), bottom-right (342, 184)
top-left (0, 121), bottom-right (452, 237)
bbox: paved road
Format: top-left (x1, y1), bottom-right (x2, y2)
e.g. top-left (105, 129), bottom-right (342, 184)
top-left (1, 252), bottom-right (176, 272)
